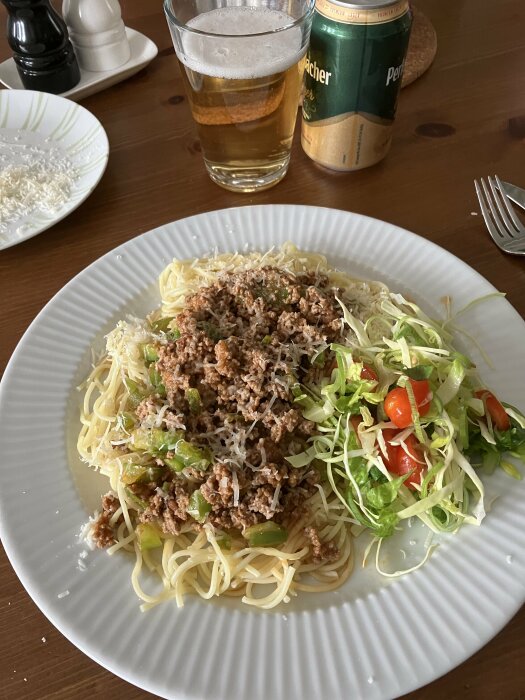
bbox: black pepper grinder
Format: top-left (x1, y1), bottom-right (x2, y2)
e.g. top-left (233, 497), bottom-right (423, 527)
top-left (1, 0), bottom-right (80, 94)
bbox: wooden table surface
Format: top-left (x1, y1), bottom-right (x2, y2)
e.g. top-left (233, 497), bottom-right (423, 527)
top-left (1, 0), bottom-right (524, 698)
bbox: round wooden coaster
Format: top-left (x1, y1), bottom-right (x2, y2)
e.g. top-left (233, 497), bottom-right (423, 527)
top-left (402, 5), bottom-right (437, 88)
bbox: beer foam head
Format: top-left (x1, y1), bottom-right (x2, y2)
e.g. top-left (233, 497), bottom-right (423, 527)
top-left (179, 7), bottom-right (305, 79)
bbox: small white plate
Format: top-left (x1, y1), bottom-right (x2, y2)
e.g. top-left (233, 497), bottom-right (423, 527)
top-left (0, 27), bottom-right (158, 102)
top-left (0, 90), bottom-right (108, 250)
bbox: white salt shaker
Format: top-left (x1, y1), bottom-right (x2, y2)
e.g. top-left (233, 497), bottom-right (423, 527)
top-left (62, 0), bottom-right (131, 72)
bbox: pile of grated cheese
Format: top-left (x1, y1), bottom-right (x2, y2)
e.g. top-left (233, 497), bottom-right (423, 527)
top-left (0, 136), bottom-right (77, 235)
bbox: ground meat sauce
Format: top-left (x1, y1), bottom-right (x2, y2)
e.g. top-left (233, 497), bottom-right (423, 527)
top-left (92, 493), bottom-right (120, 548)
top-left (93, 267), bottom-right (345, 561)
top-left (304, 526), bottom-right (339, 564)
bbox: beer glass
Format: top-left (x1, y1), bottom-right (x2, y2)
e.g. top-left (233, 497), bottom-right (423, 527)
top-left (164, 0), bottom-right (315, 192)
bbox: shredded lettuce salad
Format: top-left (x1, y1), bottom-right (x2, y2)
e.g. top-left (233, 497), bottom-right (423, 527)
top-left (286, 290), bottom-right (525, 547)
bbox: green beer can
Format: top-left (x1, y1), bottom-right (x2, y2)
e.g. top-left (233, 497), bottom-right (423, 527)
top-left (301, 0), bottom-right (412, 171)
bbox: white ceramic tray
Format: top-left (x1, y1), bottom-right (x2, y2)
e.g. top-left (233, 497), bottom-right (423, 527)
top-left (0, 27), bottom-right (158, 102)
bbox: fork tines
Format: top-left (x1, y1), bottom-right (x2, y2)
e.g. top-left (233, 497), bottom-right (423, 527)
top-left (474, 175), bottom-right (525, 255)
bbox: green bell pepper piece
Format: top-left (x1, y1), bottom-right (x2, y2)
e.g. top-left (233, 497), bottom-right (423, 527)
top-left (149, 367), bottom-right (166, 397)
top-left (118, 412), bottom-right (135, 431)
top-left (186, 490), bottom-right (212, 523)
top-left (130, 427), bottom-right (183, 453)
top-left (121, 463), bottom-right (164, 485)
top-left (124, 377), bottom-right (145, 406)
top-left (124, 488), bottom-right (148, 511)
top-left (136, 523), bottom-right (162, 551)
top-left (164, 456), bottom-right (185, 473)
top-left (142, 344), bottom-right (159, 364)
top-left (151, 316), bottom-right (175, 333)
top-left (173, 439), bottom-right (211, 470)
top-left (243, 521), bottom-right (287, 547)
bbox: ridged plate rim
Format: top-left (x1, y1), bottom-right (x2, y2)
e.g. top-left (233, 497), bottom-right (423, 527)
top-left (0, 204), bottom-right (524, 700)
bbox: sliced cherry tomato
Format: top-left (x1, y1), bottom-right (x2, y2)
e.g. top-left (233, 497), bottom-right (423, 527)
top-left (384, 379), bottom-right (432, 429)
top-left (387, 434), bottom-right (424, 490)
top-left (410, 379), bottom-right (432, 407)
top-left (475, 390), bottom-right (510, 431)
top-left (380, 428), bottom-right (399, 470)
top-left (360, 364), bottom-right (378, 382)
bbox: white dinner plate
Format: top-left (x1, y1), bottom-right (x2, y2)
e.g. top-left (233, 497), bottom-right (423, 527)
top-left (0, 28), bottom-right (158, 102)
top-left (0, 90), bottom-right (108, 250)
top-left (0, 205), bottom-right (524, 700)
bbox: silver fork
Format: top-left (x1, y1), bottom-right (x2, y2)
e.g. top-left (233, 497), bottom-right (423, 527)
top-left (474, 175), bottom-right (525, 255)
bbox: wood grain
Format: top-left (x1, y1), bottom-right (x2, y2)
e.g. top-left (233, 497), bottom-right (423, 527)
top-left (1, 0), bottom-right (524, 698)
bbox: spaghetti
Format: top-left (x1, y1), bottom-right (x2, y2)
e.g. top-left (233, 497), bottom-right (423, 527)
top-left (78, 244), bottom-right (388, 608)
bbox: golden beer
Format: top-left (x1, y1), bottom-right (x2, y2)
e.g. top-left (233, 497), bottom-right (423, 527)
top-left (168, 5), bottom-right (312, 192)
top-left (179, 59), bottom-right (305, 191)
